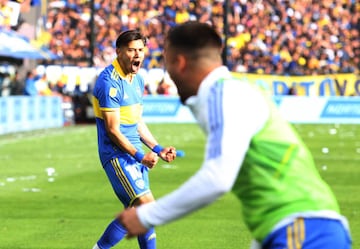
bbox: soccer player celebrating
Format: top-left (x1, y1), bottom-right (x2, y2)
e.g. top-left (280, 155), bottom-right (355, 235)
top-left (118, 22), bottom-right (352, 248)
top-left (92, 30), bottom-right (176, 249)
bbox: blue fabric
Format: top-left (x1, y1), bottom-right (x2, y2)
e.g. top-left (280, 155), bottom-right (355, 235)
top-left (103, 157), bottom-right (150, 208)
top-left (97, 219), bottom-right (127, 249)
top-left (262, 218), bottom-right (352, 249)
top-left (137, 227), bottom-right (156, 249)
top-left (31, 0), bottom-right (41, 6)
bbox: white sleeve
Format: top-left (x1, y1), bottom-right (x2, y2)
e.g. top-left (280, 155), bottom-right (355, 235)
top-left (137, 82), bottom-right (269, 228)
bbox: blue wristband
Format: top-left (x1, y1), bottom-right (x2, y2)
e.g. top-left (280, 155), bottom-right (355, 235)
top-left (152, 144), bottom-right (163, 155)
top-left (134, 151), bottom-right (145, 163)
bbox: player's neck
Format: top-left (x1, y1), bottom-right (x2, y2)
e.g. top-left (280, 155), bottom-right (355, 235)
top-left (125, 73), bottom-right (135, 83)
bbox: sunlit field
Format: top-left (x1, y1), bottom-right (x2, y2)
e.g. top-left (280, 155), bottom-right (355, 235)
top-left (0, 123), bottom-right (358, 249)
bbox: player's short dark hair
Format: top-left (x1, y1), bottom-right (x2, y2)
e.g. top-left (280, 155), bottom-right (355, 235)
top-left (166, 21), bottom-right (222, 52)
top-left (115, 30), bottom-right (147, 48)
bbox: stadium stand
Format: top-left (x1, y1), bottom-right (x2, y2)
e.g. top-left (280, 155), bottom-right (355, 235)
top-left (40, 0), bottom-right (360, 76)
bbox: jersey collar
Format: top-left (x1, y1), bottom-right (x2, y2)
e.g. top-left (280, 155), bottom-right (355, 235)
top-left (112, 59), bottom-right (126, 79)
top-left (185, 66), bottom-right (230, 106)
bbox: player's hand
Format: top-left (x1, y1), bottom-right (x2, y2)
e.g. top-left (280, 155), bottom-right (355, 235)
top-left (159, 146), bottom-right (177, 162)
top-left (118, 207), bottom-right (148, 238)
top-left (142, 152), bottom-right (158, 169)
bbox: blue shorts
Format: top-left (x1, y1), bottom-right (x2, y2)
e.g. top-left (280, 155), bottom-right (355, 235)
top-left (103, 155), bottom-right (151, 207)
top-left (262, 218), bottom-right (352, 249)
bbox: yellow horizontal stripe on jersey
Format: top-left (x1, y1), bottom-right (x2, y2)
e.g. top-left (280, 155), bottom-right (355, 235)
top-left (92, 97), bottom-right (118, 119)
top-left (92, 96), bottom-right (143, 124)
top-left (92, 96), bottom-right (103, 118)
top-left (120, 104), bottom-right (142, 125)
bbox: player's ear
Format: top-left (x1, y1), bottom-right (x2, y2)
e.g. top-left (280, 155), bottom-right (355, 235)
top-left (177, 54), bottom-right (187, 72)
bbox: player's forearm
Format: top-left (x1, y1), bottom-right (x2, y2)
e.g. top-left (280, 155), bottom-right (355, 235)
top-left (138, 119), bottom-right (158, 149)
top-left (137, 170), bottom-right (225, 228)
top-left (103, 111), bottom-right (140, 156)
top-left (107, 127), bottom-right (138, 156)
top-left (137, 120), bottom-right (173, 161)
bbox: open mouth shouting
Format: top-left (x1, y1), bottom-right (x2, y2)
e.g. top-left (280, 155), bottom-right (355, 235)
top-left (131, 60), bottom-right (141, 73)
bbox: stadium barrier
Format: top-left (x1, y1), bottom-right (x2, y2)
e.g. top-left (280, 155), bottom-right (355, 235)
top-left (273, 96), bottom-right (360, 124)
top-left (142, 96), bottom-right (360, 124)
top-left (0, 96), bottom-right (64, 135)
top-left (142, 96), bottom-right (194, 123)
top-left (1, 95), bottom-right (360, 135)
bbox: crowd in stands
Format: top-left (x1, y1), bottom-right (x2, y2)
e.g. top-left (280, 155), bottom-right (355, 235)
top-left (0, 0), bottom-right (360, 97)
top-left (0, 67), bottom-right (68, 97)
top-left (42, 0), bottom-right (359, 76)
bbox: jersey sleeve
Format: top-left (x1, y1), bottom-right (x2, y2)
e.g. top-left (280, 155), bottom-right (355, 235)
top-left (95, 70), bottom-right (123, 109)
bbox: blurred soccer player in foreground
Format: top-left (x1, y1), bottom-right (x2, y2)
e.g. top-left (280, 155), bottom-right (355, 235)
top-left (118, 22), bottom-right (352, 248)
top-left (92, 30), bottom-right (176, 249)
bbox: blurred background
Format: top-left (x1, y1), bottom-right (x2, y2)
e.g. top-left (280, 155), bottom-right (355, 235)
top-left (0, 0), bottom-right (359, 132)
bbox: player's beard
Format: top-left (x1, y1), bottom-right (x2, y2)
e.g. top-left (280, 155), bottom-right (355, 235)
top-left (170, 76), bottom-right (188, 104)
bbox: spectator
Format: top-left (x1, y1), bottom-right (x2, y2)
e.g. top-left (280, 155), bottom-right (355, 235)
top-left (0, 0), bottom-right (12, 29)
top-left (0, 72), bottom-right (11, 96)
top-left (35, 73), bottom-right (53, 96)
top-left (9, 71), bottom-right (24, 95)
top-left (23, 70), bottom-right (39, 96)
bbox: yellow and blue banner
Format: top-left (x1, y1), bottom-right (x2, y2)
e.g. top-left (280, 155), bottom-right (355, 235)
top-left (232, 73), bottom-right (359, 96)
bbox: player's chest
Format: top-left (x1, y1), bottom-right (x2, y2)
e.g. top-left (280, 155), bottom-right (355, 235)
top-left (118, 81), bottom-right (143, 106)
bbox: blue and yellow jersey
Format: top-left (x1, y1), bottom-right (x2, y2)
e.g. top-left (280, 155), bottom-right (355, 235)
top-left (92, 59), bottom-right (145, 165)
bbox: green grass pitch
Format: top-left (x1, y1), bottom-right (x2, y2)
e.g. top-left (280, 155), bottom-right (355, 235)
top-left (0, 123), bottom-right (358, 249)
